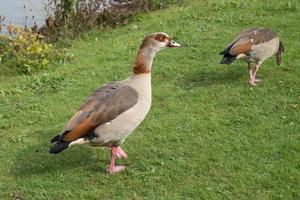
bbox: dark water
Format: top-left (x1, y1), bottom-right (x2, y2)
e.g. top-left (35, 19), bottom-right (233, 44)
top-left (0, 0), bottom-right (48, 33)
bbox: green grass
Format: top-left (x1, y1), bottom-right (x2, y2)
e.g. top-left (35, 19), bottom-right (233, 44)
top-left (1, 0), bottom-right (299, 199)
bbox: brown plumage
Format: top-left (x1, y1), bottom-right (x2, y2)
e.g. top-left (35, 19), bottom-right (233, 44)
top-left (133, 55), bottom-right (151, 74)
top-left (50, 83), bottom-right (138, 146)
top-left (220, 27), bottom-right (284, 85)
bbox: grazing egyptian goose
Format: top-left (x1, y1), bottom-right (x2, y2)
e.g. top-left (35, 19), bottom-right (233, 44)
top-left (49, 32), bottom-right (180, 174)
top-left (220, 28), bottom-right (284, 85)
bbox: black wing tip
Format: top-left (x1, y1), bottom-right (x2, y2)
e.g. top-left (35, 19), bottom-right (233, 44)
top-left (220, 60), bottom-right (228, 64)
top-left (219, 50), bottom-right (226, 55)
top-left (49, 141), bottom-right (70, 154)
top-left (220, 55), bottom-right (236, 65)
top-left (50, 135), bottom-right (60, 143)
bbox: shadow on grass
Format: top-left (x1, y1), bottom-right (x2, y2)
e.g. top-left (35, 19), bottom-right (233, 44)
top-left (10, 129), bottom-right (110, 177)
top-left (182, 67), bottom-right (245, 88)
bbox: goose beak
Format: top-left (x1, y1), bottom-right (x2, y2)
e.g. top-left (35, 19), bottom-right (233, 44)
top-left (168, 39), bottom-right (181, 48)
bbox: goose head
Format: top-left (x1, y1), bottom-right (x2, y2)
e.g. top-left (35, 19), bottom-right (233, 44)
top-left (139, 32), bottom-right (181, 53)
top-left (133, 32), bottom-right (180, 74)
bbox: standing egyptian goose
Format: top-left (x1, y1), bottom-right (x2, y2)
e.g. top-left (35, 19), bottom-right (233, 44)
top-left (49, 32), bottom-right (180, 174)
top-left (220, 28), bottom-right (284, 85)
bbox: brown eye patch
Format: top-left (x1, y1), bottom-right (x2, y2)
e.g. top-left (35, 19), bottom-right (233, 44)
top-left (154, 34), bottom-right (169, 42)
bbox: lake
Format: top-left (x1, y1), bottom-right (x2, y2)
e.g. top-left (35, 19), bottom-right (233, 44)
top-left (0, 0), bottom-right (48, 32)
top-left (0, 0), bottom-right (128, 34)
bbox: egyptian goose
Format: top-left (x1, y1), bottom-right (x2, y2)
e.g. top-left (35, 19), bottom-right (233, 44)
top-left (220, 28), bottom-right (284, 85)
top-left (49, 32), bottom-right (180, 174)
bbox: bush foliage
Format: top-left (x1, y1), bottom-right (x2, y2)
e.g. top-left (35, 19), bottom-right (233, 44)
top-left (0, 29), bottom-right (73, 74)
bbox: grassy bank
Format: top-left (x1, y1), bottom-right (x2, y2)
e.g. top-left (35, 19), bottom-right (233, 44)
top-left (0, 0), bottom-right (299, 199)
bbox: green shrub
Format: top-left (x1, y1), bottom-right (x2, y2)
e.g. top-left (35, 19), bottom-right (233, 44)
top-left (0, 29), bottom-right (73, 74)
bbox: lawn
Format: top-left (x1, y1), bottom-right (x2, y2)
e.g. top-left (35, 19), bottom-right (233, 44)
top-left (0, 0), bottom-right (299, 199)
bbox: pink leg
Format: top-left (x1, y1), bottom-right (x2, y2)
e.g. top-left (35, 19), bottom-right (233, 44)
top-left (248, 64), bottom-right (256, 86)
top-left (108, 146), bottom-right (127, 159)
top-left (115, 146), bottom-right (128, 159)
top-left (252, 64), bottom-right (261, 83)
top-left (107, 146), bottom-right (126, 174)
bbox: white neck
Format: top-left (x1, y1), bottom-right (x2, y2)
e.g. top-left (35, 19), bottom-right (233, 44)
top-left (122, 73), bottom-right (152, 105)
top-left (131, 72), bottom-right (151, 91)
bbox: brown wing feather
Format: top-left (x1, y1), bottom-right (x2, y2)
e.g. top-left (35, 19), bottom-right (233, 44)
top-left (61, 82), bottom-right (138, 142)
top-left (64, 98), bottom-right (96, 131)
top-left (226, 28), bottom-right (278, 56)
top-left (229, 42), bottom-right (253, 55)
top-left (64, 117), bottom-right (96, 141)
